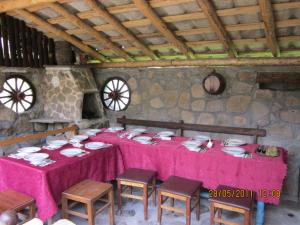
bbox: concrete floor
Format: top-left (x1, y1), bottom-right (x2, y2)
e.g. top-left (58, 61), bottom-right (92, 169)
top-left (55, 189), bottom-right (300, 225)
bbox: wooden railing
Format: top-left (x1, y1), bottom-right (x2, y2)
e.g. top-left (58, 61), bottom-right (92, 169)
top-left (117, 116), bottom-right (266, 143)
top-left (0, 125), bottom-right (78, 147)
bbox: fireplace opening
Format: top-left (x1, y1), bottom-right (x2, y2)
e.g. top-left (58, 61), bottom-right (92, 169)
top-left (82, 93), bottom-right (102, 119)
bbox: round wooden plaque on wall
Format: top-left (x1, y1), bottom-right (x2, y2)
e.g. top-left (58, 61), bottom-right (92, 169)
top-left (202, 71), bottom-right (226, 95)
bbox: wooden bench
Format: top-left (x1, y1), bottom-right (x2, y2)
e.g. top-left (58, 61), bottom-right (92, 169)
top-left (117, 116), bottom-right (266, 143)
top-left (0, 125), bottom-right (78, 151)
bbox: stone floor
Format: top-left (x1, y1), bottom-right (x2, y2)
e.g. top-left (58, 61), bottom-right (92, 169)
top-left (54, 190), bottom-right (300, 225)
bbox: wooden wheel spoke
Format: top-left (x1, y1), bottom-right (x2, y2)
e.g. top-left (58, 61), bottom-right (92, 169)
top-left (119, 98), bottom-right (126, 106)
top-left (119, 90), bottom-right (129, 95)
top-left (107, 99), bottom-right (114, 108)
top-left (16, 102), bottom-right (19, 113)
top-left (22, 99), bottom-right (32, 104)
top-left (3, 88), bottom-right (13, 94)
top-left (10, 102), bottom-right (14, 110)
top-left (106, 85), bottom-right (114, 92)
top-left (120, 96), bottom-right (129, 99)
top-left (3, 98), bottom-right (13, 105)
top-left (116, 79), bottom-right (120, 91)
top-left (0, 95), bottom-right (11, 98)
top-left (117, 82), bottom-right (125, 92)
top-left (117, 100), bottom-right (121, 111)
top-left (113, 100), bottom-right (116, 110)
top-left (19, 100), bottom-right (26, 111)
top-left (6, 81), bottom-right (15, 92)
top-left (14, 78), bottom-right (18, 91)
top-left (22, 87), bottom-right (31, 93)
top-left (18, 80), bottom-right (25, 92)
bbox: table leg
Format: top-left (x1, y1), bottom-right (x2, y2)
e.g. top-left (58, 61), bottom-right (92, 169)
top-left (255, 201), bottom-right (265, 225)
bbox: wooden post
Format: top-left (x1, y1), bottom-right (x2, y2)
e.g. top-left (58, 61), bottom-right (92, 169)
top-left (37, 31), bottom-right (43, 67)
top-left (48, 38), bottom-right (56, 65)
top-left (20, 20), bottom-right (28, 67)
top-left (26, 26), bottom-right (33, 67)
top-left (0, 15), bottom-right (4, 66)
top-left (7, 16), bottom-right (17, 66)
top-left (14, 17), bottom-right (22, 66)
top-left (1, 14), bottom-right (10, 66)
top-left (43, 35), bottom-right (49, 65)
top-left (179, 120), bottom-right (184, 137)
top-left (31, 28), bottom-right (39, 67)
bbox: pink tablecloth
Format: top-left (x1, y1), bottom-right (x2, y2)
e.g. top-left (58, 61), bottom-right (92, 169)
top-left (0, 143), bottom-right (124, 221)
top-left (91, 132), bottom-right (287, 205)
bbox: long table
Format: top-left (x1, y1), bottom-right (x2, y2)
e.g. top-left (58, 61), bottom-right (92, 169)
top-left (0, 144), bottom-right (123, 221)
top-left (91, 131), bottom-right (287, 225)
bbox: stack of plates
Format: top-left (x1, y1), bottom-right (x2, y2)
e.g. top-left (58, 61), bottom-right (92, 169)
top-left (106, 127), bottom-right (124, 132)
top-left (193, 135), bottom-right (210, 142)
top-left (85, 142), bottom-right (106, 150)
top-left (182, 140), bottom-right (202, 152)
top-left (70, 135), bottom-right (89, 143)
top-left (126, 128), bottom-right (147, 139)
top-left (18, 146), bottom-right (41, 153)
top-left (157, 131), bottom-right (174, 137)
top-left (133, 136), bottom-right (153, 144)
top-left (24, 153), bottom-right (49, 165)
top-left (60, 148), bottom-right (84, 157)
top-left (47, 140), bottom-right (68, 149)
top-left (85, 129), bottom-right (101, 136)
top-left (223, 138), bottom-right (246, 146)
top-left (222, 147), bottom-right (246, 157)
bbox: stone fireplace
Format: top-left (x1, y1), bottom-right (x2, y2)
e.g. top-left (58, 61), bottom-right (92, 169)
top-left (31, 66), bottom-right (108, 130)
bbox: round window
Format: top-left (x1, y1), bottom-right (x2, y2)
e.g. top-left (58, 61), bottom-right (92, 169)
top-left (0, 76), bottom-right (36, 113)
top-left (101, 77), bottom-right (131, 111)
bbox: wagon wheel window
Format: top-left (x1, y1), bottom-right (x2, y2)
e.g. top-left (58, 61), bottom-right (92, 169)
top-left (101, 78), bottom-right (131, 111)
top-left (0, 76), bottom-right (35, 113)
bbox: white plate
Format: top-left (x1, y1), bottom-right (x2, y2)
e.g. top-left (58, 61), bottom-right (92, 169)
top-left (24, 153), bottom-right (49, 162)
top-left (222, 147), bottom-right (245, 155)
top-left (187, 147), bottom-right (201, 152)
top-left (106, 127), bottom-right (124, 132)
top-left (60, 148), bottom-right (84, 157)
top-left (223, 138), bottom-right (246, 146)
top-left (85, 142), bottom-right (106, 150)
top-left (70, 135), bottom-right (89, 142)
top-left (157, 131), bottom-right (174, 137)
top-left (182, 140), bottom-right (202, 147)
top-left (129, 128), bottom-right (146, 133)
top-left (194, 135), bottom-right (210, 141)
top-left (133, 136), bottom-right (152, 142)
top-left (18, 147), bottom-right (41, 153)
top-left (85, 129), bottom-right (101, 136)
top-left (47, 140), bottom-right (68, 147)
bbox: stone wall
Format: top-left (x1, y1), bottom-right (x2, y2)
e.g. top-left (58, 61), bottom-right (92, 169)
top-left (0, 68), bottom-right (45, 155)
top-left (94, 66), bottom-right (300, 202)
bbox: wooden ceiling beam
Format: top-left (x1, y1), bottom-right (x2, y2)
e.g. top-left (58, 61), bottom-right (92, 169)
top-left (196, 0), bottom-right (237, 58)
top-left (259, 0), bottom-right (280, 57)
top-left (0, 0), bottom-right (56, 12)
top-left (13, 9), bottom-right (107, 61)
top-left (132, 0), bottom-right (194, 59)
top-left (47, 2), bottom-right (134, 61)
top-left (84, 0), bottom-right (158, 60)
top-left (104, 18), bottom-right (300, 42)
top-left (94, 58), bottom-right (300, 68)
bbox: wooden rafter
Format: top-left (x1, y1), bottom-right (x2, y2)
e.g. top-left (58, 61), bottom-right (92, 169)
top-left (132, 0), bottom-right (194, 59)
top-left (47, 2), bottom-right (134, 61)
top-left (259, 0), bottom-right (280, 57)
top-left (84, 0), bottom-right (158, 60)
top-left (94, 58), bottom-right (300, 68)
top-left (196, 0), bottom-right (237, 58)
top-left (0, 0), bottom-right (56, 12)
top-left (13, 9), bottom-right (107, 61)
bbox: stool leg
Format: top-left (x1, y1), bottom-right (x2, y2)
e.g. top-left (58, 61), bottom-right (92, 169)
top-left (209, 202), bottom-right (215, 225)
top-left (152, 179), bottom-right (156, 206)
top-left (87, 203), bottom-right (94, 225)
top-left (196, 191), bottom-right (200, 221)
top-left (157, 191), bottom-right (162, 224)
top-left (143, 184), bottom-right (148, 220)
top-left (108, 189), bottom-right (115, 225)
top-left (244, 210), bottom-right (250, 225)
top-left (117, 180), bottom-right (122, 211)
top-left (186, 197), bottom-right (191, 225)
top-left (217, 209), bottom-right (222, 225)
top-left (62, 197), bottom-right (68, 219)
top-left (28, 203), bottom-right (35, 220)
top-left (170, 198), bottom-right (175, 213)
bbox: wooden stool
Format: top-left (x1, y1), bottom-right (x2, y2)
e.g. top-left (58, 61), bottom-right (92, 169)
top-left (62, 180), bottom-right (114, 225)
top-left (116, 168), bottom-right (156, 220)
top-left (209, 185), bottom-right (255, 225)
top-left (0, 189), bottom-right (35, 224)
top-left (157, 176), bottom-right (201, 225)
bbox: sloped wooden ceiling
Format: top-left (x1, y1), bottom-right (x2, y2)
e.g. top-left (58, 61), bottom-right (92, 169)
top-left (2, 0), bottom-right (300, 66)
